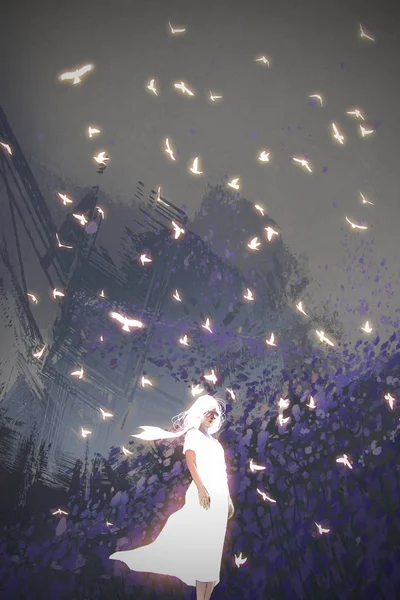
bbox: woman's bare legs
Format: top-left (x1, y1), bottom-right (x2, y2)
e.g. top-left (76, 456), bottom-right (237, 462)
top-left (196, 581), bottom-right (216, 600)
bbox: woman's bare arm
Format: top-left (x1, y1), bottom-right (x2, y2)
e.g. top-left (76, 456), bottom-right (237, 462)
top-left (185, 450), bottom-right (206, 489)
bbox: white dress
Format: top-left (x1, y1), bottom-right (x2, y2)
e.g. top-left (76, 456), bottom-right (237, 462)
top-left (109, 428), bottom-right (230, 586)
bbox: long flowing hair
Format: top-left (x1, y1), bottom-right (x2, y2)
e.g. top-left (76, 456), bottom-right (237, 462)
top-left (131, 394), bottom-right (226, 441)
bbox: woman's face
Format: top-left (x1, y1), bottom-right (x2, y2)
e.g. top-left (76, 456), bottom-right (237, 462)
top-left (201, 406), bottom-right (220, 429)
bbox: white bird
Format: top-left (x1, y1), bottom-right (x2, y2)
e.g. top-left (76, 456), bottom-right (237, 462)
top-left (140, 253), bottom-right (152, 265)
top-left (346, 108), bottom-right (365, 121)
top-left (345, 216), bottom-right (368, 230)
top-left (278, 414), bottom-right (290, 426)
top-left (27, 293), bottom-right (38, 304)
top-left (209, 90), bottom-right (223, 102)
top-left (234, 552), bottom-right (248, 567)
top-left (258, 150), bottom-right (270, 162)
top-left (109, 312), bottom-right (144, 332)
top-left (179, 334), bottom-right (189, 346)
top-left (171, 221), bottom-right (185, 239)
top-left (81, 427), bottom-right (92, 438)
top-left (204, 369), bottom-right (217, 385)
top-left (53, 288), bottom-right (65, 299)
top-left (247, 237), bottom-right (261, 251)
top-left (33, 345), bottom-right (46, 359)
top-left (359, 191), bottom-right (374, 205)
top-left (384, 393), bottom-right (395, 410)
top-left (361, 321), bottom-right (372, 333)
top-left (72, 213), bottom-right (88, 226)
top-left (265, 226), bottom-right (279, 241)
top-left (226, 388), bottom-right (236, 400)
top-left (202, 318), bottom-right (213, 333)
top-left (93, 152), bottom-right (109, 165)
top-left (168, 21), bottom-right (186, 34)
top-left (99, 289), bottom-right (105, 298)
top-left (316, 330), bottom-right (334, 346)
top-left (309, 94), bottom-right (323, 107)
top-left (243, 288), bottom-right (254, 301)
top-left (174, 81), bottom-right (194, 96)
top-left (0, 142), bottom-right (12, 155)
top-left (254, 204), bottom-right (265, 216)
top-left (58, 64), bottom-right (94, 85)
top-left (332, 122), bottom-right (345, 145)
top-left (52, 508), bottom-right (68, 516)
top-left (292, 157), bottom-right (312, 173)
top-left (336, 454), bottom-right (353, 469)
top-left (99, 408), bottom-right (113, 420)
top-left (141, 376), bottom-right (152, 387)
top-left (296, 302), bottom-right (308, 316)
top-left (96, 206), bottom-right (105, 219)
top-left (106, 521), bottom-right (114, 527)
top-left (189, 156), bottom-right (203, 175)
top-left (71, 367), bottom-right (84, 379)
top-left (100, 335), bottom-right (104, 342)
top-left (88, 126), bottom-right (100, 138)
top-left (165, 138), bottom-right (176, 161)
top-left (57, 192), bottom-right (74, 205)
top-left (278, 397), bottom-right (290, 410)
top-left (249, 459), bottom-right (266, 473)
top-left (306, 396), bottom-right (316, 409)
top-left (56, 233), bottom-right (73, 249)
top-left (122, 445), bottom-right (133, 456)
top-left (172, 289), bottom-right (182, 301)
top-left (228, 178), bottom-right (240, 190)
top-left (359, 23), bottom-right (375, 42)
top-left (315, 522), bottom-right (330, 534)
top-left (256, 488), bottom-right (276, 503)
top-left (255, 56), bottom-right (270, 66)
top-left (147, 78), bottom-right (158, 95)
top-left (359, 125), bottom-right (375, 138)
top-left (266, 333), bottom-right (277, 347)
top-left (191, 384), bottom-right (204, 396)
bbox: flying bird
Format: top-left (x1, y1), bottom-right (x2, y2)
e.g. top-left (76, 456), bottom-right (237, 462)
top-left (258, 150), bottom-right (270, 162)
top-left (58, 64), bottom-right (94, 85)
top-left (278, 414), bottom-right (290, 426)
top-left (345, 216), bottom-right (368, 230)
top-left (165, 138), bottom-right (176, 161)
top-left (202, 318), bottom-right (213, 333)
top-left (209, 90), bottom-right (223, 102)
top-left (168, 21), bottom-right (186, 34)
top-left (359, 23), bottom-right (375, 42)
top-left (249, 459), bottom-right (266, 473)
top-left (234, 552), bottom-right (248, 567)
top-left (57, 192), bottom-right (74, 205)
top-left (33, 345), bottom-right (46, 359)
top-left (179, 334), bottom-right (189, 346)
top-left (93, 152), bottom-right (109, 165)
top-left (247, 237), bottom-right (261, 251)
top-left (174, 81), bottom-right (194, 96)
top-left (315, 522), bottom-right (330, 535)
top-left (226, 388), bottom-right (236, 400)
top-left (359, 125), bottom-right (375, 138)
top-left (384, 393), bottom-right (395, 410)
top-left (81, 427), bottom-right (92, 438)
top-left (256, 488), bottom-right (276, 503)
top-left (278, 397), bottom-right (290, 410)
top-left (266, 333), bottom-right (277, 347)
top-left (172, 289), bottom-right (182, 301)
top-left (122, 446), bottom-right (133, 456)
top-left (56, 233), bottom-right (73, 249)
top-left (346, 108), bottom-right (365, 121)
top-left (243, 288), bottom-right (254, 301)
top-left (191, 384), bottom-right (204, 396)
top-left (171, 221), bottom-right (185, 239)
top-left (100, 408), bottom-right (114, 420)
top-left (204, 369), bottom-right (217, 385)
top-left (52, 509), bottom-right (68, 516)
top-left (292, 157), bottom-right (312, 173)
top-left (189, 156), bottom-right (203, 175)
top-left (53, 288), bottom-right (65, 299)
top-left (227, 178), bottom-right (240, 190)
top-left (27, 293), bottom-right (38, 304)
top-left (296, 301), bottom-right (308, 316)
top-left (332, 122), bottom-right (345, 145)
top-left (359, 191), bottom-right (374, 205)
top-left (140, 253), bottom-right (152, 265)
top-left (71, 367), bottom-right (84, 379)
top-left (0, 142), bottom-right (12, 155)
top-left (309, 94), bottom-right (323, 107)
top-left (72, 213), bottom-right (88, 226)
top-left (265, 226), bottom-right (279, 241)
top-left (96, 206), bottom-right (105, 219)
top-left (147, 78), bottom-right (158, 95)
top-left (254, 204), bottom-right (265, 216)
top-left (306, 396), bottom-right (316, 409)
top-left (141, 376), bottom-right (152, 387)
top-left (88, 126), bottom-right (100, 138)
top-left (255, 56), bottom-right (270, 66)
top-left (316, 330), bottom-right (334, 346)
top-left (361, 321), bottom-right (372, 333)
top-left (109, 312), bottom-right (144, 332)
top-left (336, 454), bottom-right (353, 469)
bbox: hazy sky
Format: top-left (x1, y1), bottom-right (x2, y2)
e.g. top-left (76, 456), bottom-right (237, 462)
top-left (1, 0), bottom-right (400, 350)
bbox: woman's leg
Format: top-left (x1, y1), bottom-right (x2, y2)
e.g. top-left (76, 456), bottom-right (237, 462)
top-left (196, 581), bottom-right (216, 600)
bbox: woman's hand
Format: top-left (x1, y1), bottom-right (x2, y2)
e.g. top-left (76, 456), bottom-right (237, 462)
top-left (228, 497), bottom-right (234, 520)
top-left (198, 485), bottom-right (211, 510)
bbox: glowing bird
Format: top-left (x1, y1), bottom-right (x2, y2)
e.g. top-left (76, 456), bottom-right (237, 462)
top-left (53, 288), bottom-right (65, 299)
top-left (174, 81), bottom-right (194, 96)
top-left (292, 157), bottom-right (312, 173)
top-left (345, 216), bottom-right (368, 230)
top-left (109, 312), bottom-right (144, 332)
top-left (346, 108), bottom-right (365, 121)
top-left (249, 459), bottom-right (266, 473)
top-left (332, 122), bottom-right (345, 145)
top-left (147, 78), bottom-right (158, 95)
top-left (96, 206), bottom-right (105, 218)
top-left (171, 221), bottom-right (185, 239)
top-left (256, 488), bottom-right (276, 503)
top-left (384, 393), bottom-right (395, 410)
top-left (202, 318), bottom-right (213, 333)
top-left (247, 237), bottom-right (261, 251)
top-left (140, 253), bottom-right (152, 265)
top-left (99, 408), bottom-right (113, 420)
top-left (122, 446), bottom-right (133, 456)
top-left (227, 178), bottom-right (240, 190)
top-left (52, 509), bottom-right (68, 516)
top-left (234, 552), bottom-right (248, 567)
top-left (359, 23), bottom-right (375, 42)
top-left (179, 334), bottom-right (189, 346)
top-left (0, 142), bottom-right (12, 155)
top-left (316, 330), bottom-right (334, 346)
top-left (243, 288), bottom-right (254, 301)
top-left (265, 226), bottom-right (279, 241)
top-left (172, 289), bottom-right (182, 302)
top-left (88, 126), bottom-right (100, 138)
top-left (33, 345), bottom-right (46, 359)
top-left (191, 384), bottom-right (204, 396)
top-left (106, 521), bottom-right (114, 527)
top-left (361, 321), bottom-right (372, 333)
top-left (141, 376), bottom-right (152, 387)
top-left (226, 388), bottom-right (236, 400)
top-left (58, 64), bottom-right (94, 85)
top-left (81, 427), bottom-right (92, 438)
top-left (168, 21), bottom-right (186, 34)
top-left (56, 233), bottom-right (73, 249)
top-left (99, 289), bottom-right (105, 298)
top-left (359, 125), bottom-right (375, 138)
top-left (278, 398), bottom-right (290, 410)
top-left (307, 396), bottom-right (316, 409)
top-left (204, 369), bottom-right (217, 385)
top-left (100, 336), bottom-right (104, 342)
top-left (72, 213), bottom-right (88, 226)
top-left (57, 192), bottom-right (73, 205)
top-left (336, 454), bottom-right (353, 469)
top-left (189, 157), bottom-right (203, 175)
top-left (27, 293), bottom-right (38, 304)
top-left (315, 522), bottom-right (330, 534)
top-left (258, 150), bottom-right (270, 162)
top-left (278, 414), bottom-right (290, 426)
top-left (296, 301), bottom-right (308, 316)
top-left (254, 204), bottom-right (265, 216)
top-left (71, 367), bottom-right (84, 379)
top-left (266, 333), bottom-right (277, 347)
top-left (93, 152), bottom-right (109, 165)
top-left (165, 138), bottom-right (176, 161)
top-left (255, 56), bottom-right (270, 67)
top-left (309, 94), bottom-right (323, 107)
top-left (359, 191), bottom-right (374, 205)
top-left (209, 90), bottom-right (223, 102)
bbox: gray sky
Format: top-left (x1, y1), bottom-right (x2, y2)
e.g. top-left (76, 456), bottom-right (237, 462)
top-left (1, 0), bottom-right (400, 351)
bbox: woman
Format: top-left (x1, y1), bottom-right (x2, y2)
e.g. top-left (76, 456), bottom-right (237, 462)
top-left (109, 394), bottom-right (234, 600)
